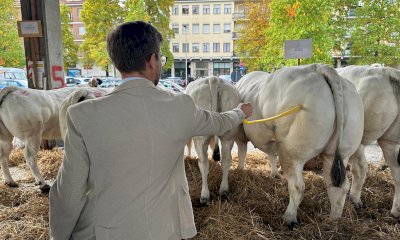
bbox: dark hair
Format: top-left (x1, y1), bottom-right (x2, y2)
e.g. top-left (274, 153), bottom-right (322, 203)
top-left (107, 21), bottom-right (163, 73)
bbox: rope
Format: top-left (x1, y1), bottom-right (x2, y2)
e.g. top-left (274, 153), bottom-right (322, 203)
top-left (243, 104), bottom-right (303, 125)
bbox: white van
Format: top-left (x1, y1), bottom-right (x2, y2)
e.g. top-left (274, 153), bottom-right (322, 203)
top-left (0, 67), bottom-right (29, 88)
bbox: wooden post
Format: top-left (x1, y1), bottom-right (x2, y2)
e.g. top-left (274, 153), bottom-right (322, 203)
top-left (297, 58), bottom-right (301, 66)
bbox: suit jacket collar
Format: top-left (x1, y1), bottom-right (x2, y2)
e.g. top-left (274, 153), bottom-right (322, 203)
top-left (107, 78), bottom-right (157, 95)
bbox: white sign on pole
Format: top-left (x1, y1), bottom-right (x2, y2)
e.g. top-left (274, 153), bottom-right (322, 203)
top-left (284, 39), bottom-right (312, 59)
top-left (17, 21), bottom-right (43, 37)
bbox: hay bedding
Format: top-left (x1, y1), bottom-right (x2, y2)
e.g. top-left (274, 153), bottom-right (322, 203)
top-left (0, 150), bottom-right (399, 239)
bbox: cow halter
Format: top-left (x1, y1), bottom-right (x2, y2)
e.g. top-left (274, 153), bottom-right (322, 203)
top-left (243, 104), bottom-right (303, 125)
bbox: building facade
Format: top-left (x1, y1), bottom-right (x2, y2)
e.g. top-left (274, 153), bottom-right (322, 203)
top-left (169, 0), bottom-right (246, 80)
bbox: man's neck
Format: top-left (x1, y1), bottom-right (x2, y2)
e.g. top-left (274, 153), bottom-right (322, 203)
top-left (121, 71), bottom-right (156, 85)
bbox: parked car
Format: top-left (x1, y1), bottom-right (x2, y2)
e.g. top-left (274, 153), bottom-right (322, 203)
top-left (219, 75), bottom-right (233, 84)
top-left (99, 79), bottom-right (122, 88)
top-left (0, 67), bottom-right (28, 81)
top-left (74, 77), bottom-right (91, 85)
top-left (164, 77), bottom-right (186, 87)
top-left (158, 80), bottom-right (186, 94)
top-left (65, 77), bottom-right (77, 87)
top-left (0, 79), bottom-right (28, 89)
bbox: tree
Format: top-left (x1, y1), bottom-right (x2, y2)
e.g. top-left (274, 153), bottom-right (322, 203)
top-left (348, 1), bottom-right (400, 65)
top-left (80, 0), bottom-right (122, 75)
top-left (123, 0), bottom-right (175, 70)
top-left (0, 0), bottom-right (25, 67)
top-left (60, 4), bottom-right (79, 72)
top-left (260, 0), bottom-right (336, 71)
top-left (236, 0), bottom-right (271, 72)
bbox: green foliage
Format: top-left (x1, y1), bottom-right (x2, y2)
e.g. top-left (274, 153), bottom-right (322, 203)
top-left (348, 1), bottom-right (400, 65)
top-left (261, 0), bottom-right (335, 71)
top-left (0, 0), bottom-right (25, 67)
top-left (236, 0), bottom-right (271, 72)
top-left (81, 0), bottom-right (174, 72)
top-left (60, 4), bottom-right (79, 71)
top-left (80, 0), bottom-right (122, 71)
top-left (123, 0), bottom-right (175, 70)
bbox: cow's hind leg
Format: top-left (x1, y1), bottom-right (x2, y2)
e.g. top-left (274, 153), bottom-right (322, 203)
top-left (349, 145), bottom-right (368, 208)
top-left (236, 139), bottom-right (247, 169)
top-left (24, 137), bottom-right (50, 192)
top-left (378, 139), bottom-right (400, 218)
top-left (0, 134), bottom-right (16, 187)
top-left (322, 153), bottom-right (350, 220)
top-left (282, 163), bottom-right (305, 226)
top-left (219, 138), bottom-right (234, 197)
top-left (193, 136), bottom-right (212, 204)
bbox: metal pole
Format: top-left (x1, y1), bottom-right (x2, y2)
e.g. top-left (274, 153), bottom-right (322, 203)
top-left (184, 26), bottom-right (188, 83)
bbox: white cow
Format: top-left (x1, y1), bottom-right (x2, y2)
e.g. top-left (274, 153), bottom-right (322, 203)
top-left (59, 87), bottom-right (112, 140)
top-left (0, 86), bottom-right (76, 191)
top-left (186, 77), bottom-right (244, 204)
top-left (337, 65), bottom-right (400, 218)
top-left (235, 64), bottom-right (364, 226)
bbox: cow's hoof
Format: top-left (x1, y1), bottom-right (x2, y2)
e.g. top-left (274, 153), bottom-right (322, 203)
top-left (5, 181), bottom-right (18, 188)
top-left (35, 181), bottom-right (43, 186)
top-left (287, 220), bottom-right (299, 230)
top-left (390, 212), bottom-right (400, 219)
top-left (39, 184), bottom-right (51, 193)
top-left (200, 197), bottom-right (210, 205)
top-left (219, 190), bottom-right (229, 198)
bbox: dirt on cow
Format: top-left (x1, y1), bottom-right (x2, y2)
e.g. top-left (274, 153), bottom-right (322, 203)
top-left (0, 149), bottom-right (399, 239)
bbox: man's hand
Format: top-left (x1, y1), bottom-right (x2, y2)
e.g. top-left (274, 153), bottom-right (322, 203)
top-left (238, 103), bottom-right (253, 119)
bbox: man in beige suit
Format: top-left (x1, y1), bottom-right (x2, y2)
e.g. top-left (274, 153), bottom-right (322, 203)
top-left (49, 21), bottom-right (252, 240)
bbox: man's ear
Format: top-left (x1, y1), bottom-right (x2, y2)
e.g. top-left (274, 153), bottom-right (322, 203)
top-left (147, 53), bottom-right (158, 70)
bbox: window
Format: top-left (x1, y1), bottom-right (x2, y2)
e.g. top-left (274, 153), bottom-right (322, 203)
top-left (213, 4), bottom-right (221, 14)
top-left (172, 24), bottom-right (179, 34)
top-left (182, 24), bottom-right (189, 34)
top-left (68, 13), bottom-right (72, 21)
top-left (213, 43), bottom-right (220, 52)
top-left (213, 24), bottom-right (220, 34)
top-left (182, 5), bottom-right (189, 15)
top-left (172, 5), bottom-right (179, 15)
top-left (192, 24), bottom-right (200, 34)
top-left (183, 43), bottom-right (189, 53)
top-left (224, 4), bottom-right (232, 14)
top-left (223, 23), bottom-right (231, 33)
top-left (223, 43), bottom-right (230, 52)
top-left (213, 62), bottom-right (230, 76)
top-left (192, 43), bottom-right (199, 53)
top-left (203, 5), bottom-right (210, 14)
top-left (77, 8), bottom-right (82, 18)
top-left (193, 5), bottom-right (199, 15)
top-left (172, 43), bottom-right (179, 53)
top-left (203, 24), bottom-right (210, 34)
top-left (78, 26), bottom-right (85, 35)
top-left (203, 43), bottom-right (210, 52)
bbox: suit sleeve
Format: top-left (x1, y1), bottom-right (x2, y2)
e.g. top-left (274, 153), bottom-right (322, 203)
top-left (186, 95), bottom-right (246, 137)
top-left (49, 109), bottom-right (89, 240)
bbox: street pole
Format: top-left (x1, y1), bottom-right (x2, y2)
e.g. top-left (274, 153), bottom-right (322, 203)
top-left (184, 26), bottom-right (188, 84)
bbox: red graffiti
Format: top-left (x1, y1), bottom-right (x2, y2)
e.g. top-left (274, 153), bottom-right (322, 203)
top-left (18, 90), bottom-right (30, 96)
top-left (51, 65), bottom-right (66, 88)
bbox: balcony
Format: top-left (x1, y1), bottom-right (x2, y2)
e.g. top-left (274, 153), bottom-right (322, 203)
top-left (232, 32), bottom-right (242, 39)
top-left (232, 12), bottom-right (247, 21)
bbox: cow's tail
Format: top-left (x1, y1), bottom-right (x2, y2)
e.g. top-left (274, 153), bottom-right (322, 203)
top-left (386, 67), bottom-right (400, 166)
top-left (211, 136), bottom-right (221, 161)
top-left (208, 76), bottom-right (220, 112)
top-left (0, 86), bottom-right (18, 106)
top-left (208, 77), bottom-right (221, 161)
top-left (317, 64), bottom-right (346, 187)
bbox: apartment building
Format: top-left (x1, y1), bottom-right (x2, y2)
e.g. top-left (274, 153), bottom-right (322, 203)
top-left (169, 0), bottom-right (246, 79)
top-left (60, 0), bottom-right (85, 46)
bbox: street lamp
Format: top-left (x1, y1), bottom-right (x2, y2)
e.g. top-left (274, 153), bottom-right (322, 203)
top-left (183, 25), bottom-right (188, 84)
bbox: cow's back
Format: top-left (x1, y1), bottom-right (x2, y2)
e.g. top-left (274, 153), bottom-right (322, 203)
top-left (338, 65), bottom-right (399, 144)
top-left (0, 87), bottom-right (76, 140)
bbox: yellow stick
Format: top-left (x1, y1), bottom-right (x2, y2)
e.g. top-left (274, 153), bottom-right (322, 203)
top-left (243, 104), bottom-right (303, 125)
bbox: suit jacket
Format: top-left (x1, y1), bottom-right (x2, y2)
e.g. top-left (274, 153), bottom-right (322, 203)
top-left (49, 79), bottom-right (245, 240)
